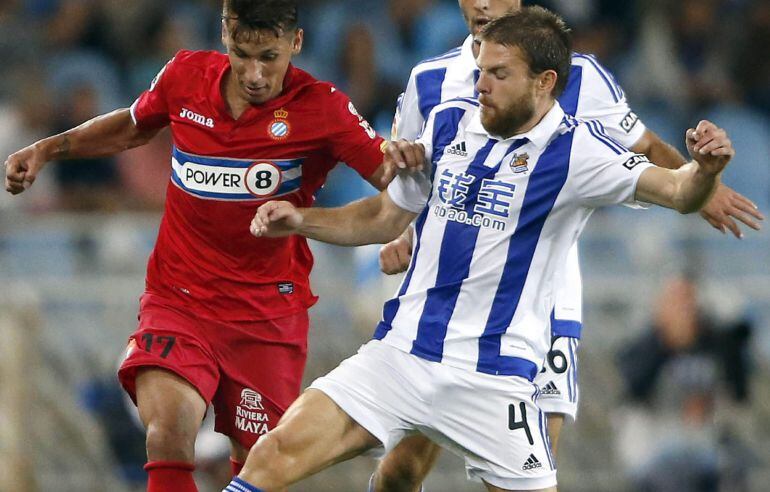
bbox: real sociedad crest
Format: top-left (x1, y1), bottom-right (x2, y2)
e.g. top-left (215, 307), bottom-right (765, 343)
top-left (268, 108), bottom-right (290, 140)
top-left (510, 152), bottom-right (530, 174)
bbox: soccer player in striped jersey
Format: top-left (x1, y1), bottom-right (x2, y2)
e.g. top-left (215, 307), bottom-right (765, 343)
top-left (374, 0), bottom-right (762, 489)
top-left (227, 7), bottom-right (735, 492)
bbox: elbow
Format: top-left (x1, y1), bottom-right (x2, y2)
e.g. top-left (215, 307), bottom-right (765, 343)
top-left (126, 128), bottom-right (157, 150)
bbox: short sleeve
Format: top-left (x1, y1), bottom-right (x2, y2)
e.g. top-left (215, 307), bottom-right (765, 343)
top-left (130, 56), bottom-right (176, 131)
top-left (386, 111), bottom-right (436, 213)
top-left (568, 120), bottom-right (655, 209)
top-left (392, 69), bottom-right (425, 141)
top-left (573, 55), bottom-right (647, 149)
top-left (325, 87), bottom-right (386, 179)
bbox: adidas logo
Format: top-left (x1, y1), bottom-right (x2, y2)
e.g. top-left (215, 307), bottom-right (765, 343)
top-left (522, 453), bottom-right (543, 471)
top-left (541, 381), bottom-right (561, 396)
top-left (446, 141), bottom-right (468, 157)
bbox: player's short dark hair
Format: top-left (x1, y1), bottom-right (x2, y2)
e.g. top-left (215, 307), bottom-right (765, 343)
top-left (223, 0), bottom-right (298, 40)
top-left (478, 6), bottom-right (572, 96)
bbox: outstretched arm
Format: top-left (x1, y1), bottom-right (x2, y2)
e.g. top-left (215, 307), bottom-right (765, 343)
top-left (635, 120), bottom-right (734, 213)
top-left (250, 191), bottom-right (418, 247)
top-left (633, 128), bottom-right (763, 237)
top-left (4, 108), bottom-right (160, 194)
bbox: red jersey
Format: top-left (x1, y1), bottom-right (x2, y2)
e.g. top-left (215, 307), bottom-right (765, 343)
top-left (130, 50), bottom-right (385, 321)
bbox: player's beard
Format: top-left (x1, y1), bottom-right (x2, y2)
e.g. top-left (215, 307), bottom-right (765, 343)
top-left (480, 91), bottom-right (535, 139)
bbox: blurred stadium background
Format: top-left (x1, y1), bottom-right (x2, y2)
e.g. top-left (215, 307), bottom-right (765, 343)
top-left (2, 0), bottom-right (770, 490)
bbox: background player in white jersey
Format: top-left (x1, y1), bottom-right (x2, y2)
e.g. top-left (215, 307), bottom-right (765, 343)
top-left (224, 7), bottom-right (736, 492)
top-left (374, 1), bottom-right (762, 489)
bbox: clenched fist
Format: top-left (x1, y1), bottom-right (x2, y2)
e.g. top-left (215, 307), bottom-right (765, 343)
top-left (250, 201), bottom-right (304, 238)
top-left (5, 143), bottom-right (49, 195)
top-left (686, 120), bottom-right (734, 176)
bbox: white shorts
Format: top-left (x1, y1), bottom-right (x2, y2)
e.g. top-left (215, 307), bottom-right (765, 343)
top-left (534, 336), bottom-right (580, 419)
top-left (310, 340), bottom-right (557, 490)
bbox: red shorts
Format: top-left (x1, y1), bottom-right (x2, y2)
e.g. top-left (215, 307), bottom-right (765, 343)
top-left (118, 292), bottom-right (309, 449)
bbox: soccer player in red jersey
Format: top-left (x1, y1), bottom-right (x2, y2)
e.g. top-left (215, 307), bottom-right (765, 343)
top-left (3, 1), bottom-right (424, 490)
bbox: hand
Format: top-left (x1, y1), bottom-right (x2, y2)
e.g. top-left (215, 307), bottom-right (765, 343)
top-left (379, 226), bottom-right (414, 274)
top-left (379, 139), bottom-right (426, 188)
top-left (5, 143), bottom-right (48, 195)
top-left (700, 184), bottom-right (763, 238)
top-left (686, 120), bottom-right (734, 176)
top-left (249, 201), bottom-right (303, 238)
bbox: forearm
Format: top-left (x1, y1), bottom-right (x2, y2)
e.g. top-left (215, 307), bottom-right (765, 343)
top-left (635, 121), bottom-right (732, 214)
top-left (36, 108), bottom-right (157, 161)
top-left (297, 195), bottom-right (415, 246)
top-left (673, 163), bottom-right (720, 213)
top-left (632, 130), bottom-right (687, 170)
top-left (647, 140), bottom-right (687, 170)
top-left (636, 163), bottom-right (720, 213)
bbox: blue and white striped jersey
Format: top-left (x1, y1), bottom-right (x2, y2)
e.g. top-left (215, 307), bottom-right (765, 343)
top-left (380, 100), bottom-right (654, 378)
top-left (392, 35), bottom-right (647, 339)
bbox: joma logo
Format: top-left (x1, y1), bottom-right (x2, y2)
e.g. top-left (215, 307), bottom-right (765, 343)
top-left (180, 108), bottom-right (214, 128)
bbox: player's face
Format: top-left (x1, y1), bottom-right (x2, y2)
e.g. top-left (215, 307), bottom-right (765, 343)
top-left (476, 42), bottom-right (537, 138)
top-left (222, 22), bottom-right (303, 105)
top-left (458, 0), bottom-right (521, 36)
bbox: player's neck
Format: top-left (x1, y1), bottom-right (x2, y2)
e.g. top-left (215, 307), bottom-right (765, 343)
top-left (222, 73), bottom-right (252, 120)
top-left (220, 71), bottom-right (250, 120)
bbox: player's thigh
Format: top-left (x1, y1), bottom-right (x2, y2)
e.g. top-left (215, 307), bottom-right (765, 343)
top-left (534, 336), bottom-right (580, 420)
top-left (431, 373), bottom-right (557, 491)
top-left (308, 340), bottom-right (432, 452)
top-left (545, 413), bottom-right (564, 456)
top-left (241, 388), bottom-right (380, 483)
top-left (120, 295), bottom-right (218, 434)
top-left (118, 293), bottom-right (221, 409)
top-left (377, 433), bottom-right (443, 483)
top-left (210, 311), bottom-right (309, 450)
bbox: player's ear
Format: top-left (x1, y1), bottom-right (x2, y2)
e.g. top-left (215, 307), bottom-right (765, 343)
top-left (291, 28), bottom-right (304, 55)
top-left (537, 70), bottom-right (557, 95)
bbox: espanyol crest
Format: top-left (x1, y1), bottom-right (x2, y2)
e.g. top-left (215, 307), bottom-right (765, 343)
top-left (268, 108), bottom-right (290, 140)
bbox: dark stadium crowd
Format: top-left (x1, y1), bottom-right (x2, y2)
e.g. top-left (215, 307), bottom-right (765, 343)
top-left (1, 0), bottom-right (769, 212)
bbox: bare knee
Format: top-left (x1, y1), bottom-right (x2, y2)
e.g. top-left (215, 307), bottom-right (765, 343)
top-left (376, 459), bottom-right (425, 491)
top-left (375, 442), bottom-right (439, 492)
top-left (240, 431), bottom-right (296, 490)
top-left (135, 368), bottom-right (206, 462)
top-left (144, 421), bottom-right (198, 462)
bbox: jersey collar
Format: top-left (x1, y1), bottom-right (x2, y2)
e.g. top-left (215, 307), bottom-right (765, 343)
top-left (458, 35), bottom-right (478, 75)
top-left (466, 101), bottom-right (565, 148)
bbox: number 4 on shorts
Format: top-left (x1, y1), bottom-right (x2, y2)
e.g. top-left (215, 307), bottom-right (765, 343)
top-left (508, 402), bottom-right (534, 445)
